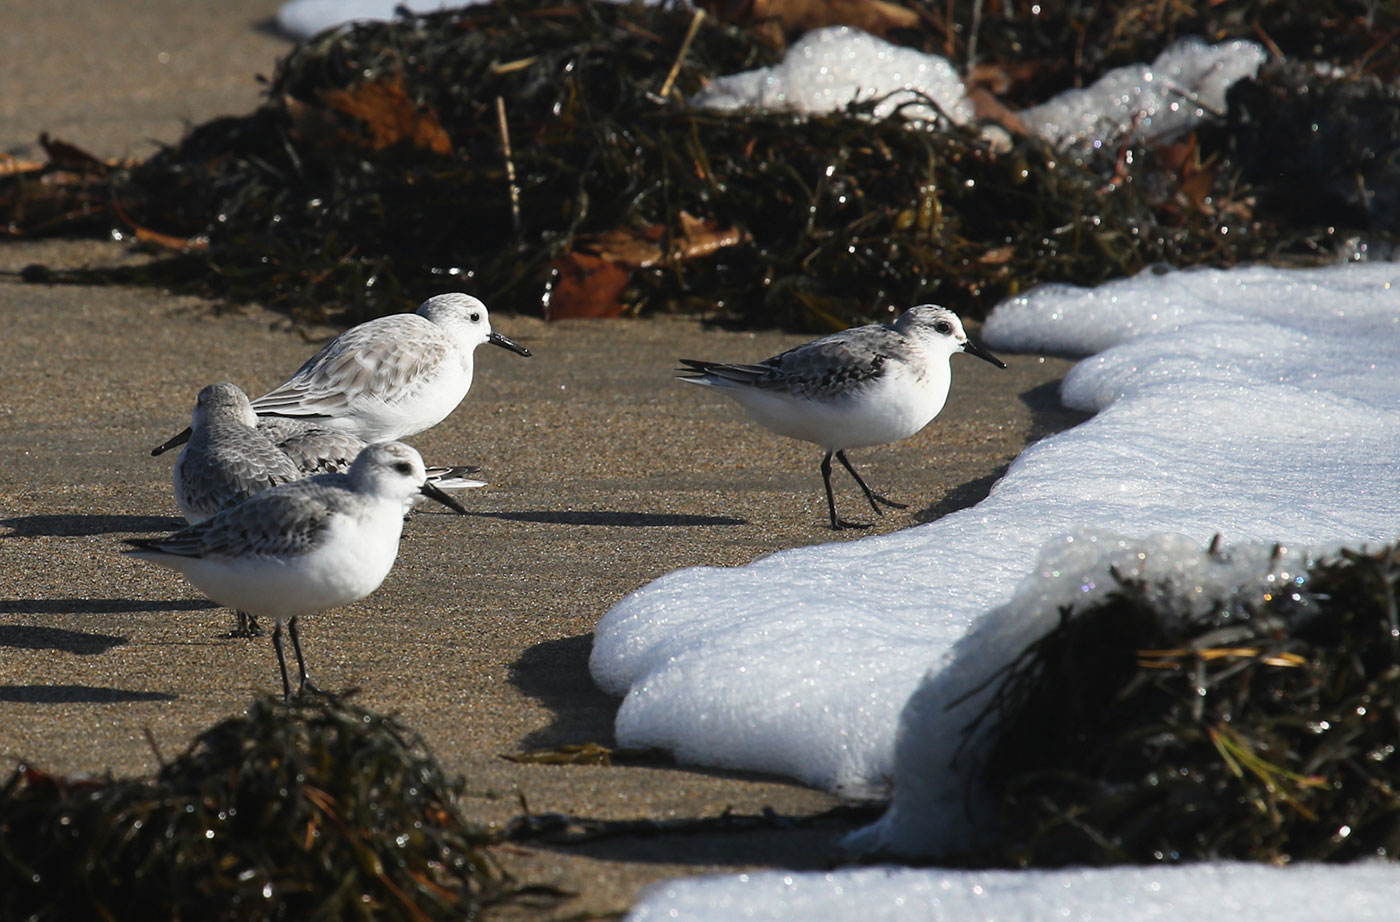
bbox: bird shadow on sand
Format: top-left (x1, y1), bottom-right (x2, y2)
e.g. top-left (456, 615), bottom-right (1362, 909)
top-left (0, 599), bottom-right (217, 616)
top-left (508, 633), bottom-right (619, 749)
top-left (516, 801), bottom-right (882, 870)
top-left (1017, 378), bottom-right (1092, 442)
top-left (0, 624), bottom-right (128, 655)
top-left (0, 684), bottom-right (176, 703)
top-left (0, 514), bottom-right (185, 538)
top-left (912, 470), bottom-right (1008, 525)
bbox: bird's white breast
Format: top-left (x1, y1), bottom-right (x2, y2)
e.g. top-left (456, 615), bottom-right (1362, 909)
top-left (172, 506), bottom-right (406, 621)
top-left (725, 357), bottom-right (952, 450)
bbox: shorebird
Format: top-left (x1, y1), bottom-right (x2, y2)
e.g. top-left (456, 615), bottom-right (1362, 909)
top-left (151, 293), bottom-right (530, 455)
top-left (127, 442), bottom-right (467, 700)
top-left (170, 383), bottom-right (485, 636)
top-left (679, 304), bottom-right (1006, 529)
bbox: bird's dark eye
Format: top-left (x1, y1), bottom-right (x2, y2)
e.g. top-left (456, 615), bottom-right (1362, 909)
top-left (394, 462), bottom-right (413, 475)
top-left (470, 312), bottom-right (481, 322)
top-left (934, 320), bottom-right (953, 334)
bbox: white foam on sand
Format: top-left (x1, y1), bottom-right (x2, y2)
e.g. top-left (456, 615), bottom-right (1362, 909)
top-left (593, 261), bottom-right (1400, 796)
top-left (276, 0), bottom-right (472, 39)
top-left (597, 261), bottom-right (1400, 916)
top-left (691, 26), bottom-right (974, 126)
top-left (627, 862), bottom-right (1400, 922)
top-left (1019, 37), bottom-right (1266, 148)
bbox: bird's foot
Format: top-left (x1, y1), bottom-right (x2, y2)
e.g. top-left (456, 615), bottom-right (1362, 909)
top-left (228, 611), bottom-right (264, 638)
top-left (869, 492), bottom-right (908, 511)
top-left (291, 677), bottom-right (341, 702)
top-left (296, 678), bottom-right (327, 698)
top-left (832, 517), bottom-right (874, 531)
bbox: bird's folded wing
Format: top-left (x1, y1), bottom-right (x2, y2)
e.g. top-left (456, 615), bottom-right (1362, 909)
top-left (252, 321), bottom-right (450, 417)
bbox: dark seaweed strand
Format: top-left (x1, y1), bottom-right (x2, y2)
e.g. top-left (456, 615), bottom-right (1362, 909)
top-left (10, 0), bottom-right (1400, 328)
top-left (0, 695), bottom-right (542, 921)
top-left (956, 543), bottom-right (1400, 867)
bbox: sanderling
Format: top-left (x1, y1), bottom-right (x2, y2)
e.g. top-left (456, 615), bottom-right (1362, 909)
top-left (174, 383), bottom-right (305, 525)
top-left (678, 304), bottom-right (1006, 529)
top-left (151, 293), bottom-right (531, 455)
top-left (171, 383), bottom-right (485, 636)
top-left (126, 442), bottom-right (466, 700)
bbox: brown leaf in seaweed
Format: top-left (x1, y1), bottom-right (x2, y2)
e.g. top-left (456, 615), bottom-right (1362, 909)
top-left (966, 86), bottom-right (1027, 135)
top-left (592, 212), bottom-right (749, 268)
top-left (112, 200), bottom-right (210, 251)
top-left (703, 0), bottom-right (918, 40)
top-left (548, 214), bottom-right (750, 319)
top-left (1152, 133), bottom-right (1224, 218)
top-left (546, 251), bottom-right (631, 319)
top-left (38, 133), bottom-right (111, 174)
top-left (0, 169), bottom-right (109, 236)
top-left (967, 61), bottom-right (1044, 98)
top-left (320, 74), bottom-right (453, 155)
top-left (0, 152), bottom-right (45, 177)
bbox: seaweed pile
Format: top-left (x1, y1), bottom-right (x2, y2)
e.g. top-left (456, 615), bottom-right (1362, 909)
top-left (0, 695), bottom-right (523, 921)
top-left (968, 541), bottom-right (1400, 866)
top-left (3, 0), bottom-right (1399, 327)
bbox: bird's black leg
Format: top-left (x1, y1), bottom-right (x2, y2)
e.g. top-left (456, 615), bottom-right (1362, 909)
top-left (229, 610), bottom-right (263, 638)
top-left (272, 620), bottom-right (293, 702)
top-left (821, 451), bottom-right (868, 530)
top-left (287, 616), bottom-right (324, 697)
top-left (836, 450), bottom-right (908, 514)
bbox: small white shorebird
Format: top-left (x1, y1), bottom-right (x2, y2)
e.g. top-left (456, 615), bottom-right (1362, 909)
top-left (127, 441), bottom-right (467, 700)
top-left (172, 383), bottom-right (485, 636)
top-left (173, 383), bottom-right (304, 524)
top-left (151, 293), bottom-right (531, 455)
top-left (678, 304), bottom-right (1006, 530)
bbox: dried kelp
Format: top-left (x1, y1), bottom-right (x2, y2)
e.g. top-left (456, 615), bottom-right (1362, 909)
top-left (968, 542), bottom-right (1400, 866)
top-left (5, 0), bottom-right (1399, 327)
top-left (1227, 60), bottom-right (1400, 236)
top-left (0, 695), bottom-right (526, 922)
top-left (919, 0), bottom-right (1400, 102)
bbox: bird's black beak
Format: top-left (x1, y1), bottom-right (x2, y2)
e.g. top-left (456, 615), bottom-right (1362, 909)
top-left (151, 427), bottom-right (192, 456)
top-left (420, 482), bottom-right (468, 514)
top-left (489, 331), bottom-right (532, 357)
top-left (963, 338), bottom-right (1007, 369)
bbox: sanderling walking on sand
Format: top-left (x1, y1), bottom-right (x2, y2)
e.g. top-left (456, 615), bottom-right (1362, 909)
top-left (127, 442), bottom-right (466, 700)
top-left (678, 304), bottom-right (1006, 530)
top-left (152, 293), bottom-right (531, 455)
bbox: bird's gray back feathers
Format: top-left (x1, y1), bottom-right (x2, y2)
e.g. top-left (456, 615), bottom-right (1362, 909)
top-left (135, 476), bottom-right (352, 560)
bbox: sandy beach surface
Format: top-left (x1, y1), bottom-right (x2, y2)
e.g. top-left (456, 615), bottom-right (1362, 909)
top-left (0, 2), bottom-right (1085, 914)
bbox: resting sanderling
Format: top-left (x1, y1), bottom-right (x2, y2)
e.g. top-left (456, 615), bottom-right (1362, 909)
top-left (678, 304), bottom-right (1006, 530)
top-left (171, 383), bottom-right (485, 636)
top-left (151, 293), bottom-right (531, 455)
top-left (174, 383), bottom-right (303, 525)
top-left (126, 442), bottom-right (466, 700)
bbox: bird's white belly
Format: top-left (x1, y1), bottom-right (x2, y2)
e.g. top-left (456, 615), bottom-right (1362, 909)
top-left (176, 516), bottom-right (403, 620)
top-left (729, 374), bottom-right (947, 451)
top-left (327, 362), bottom-right (471, 442)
